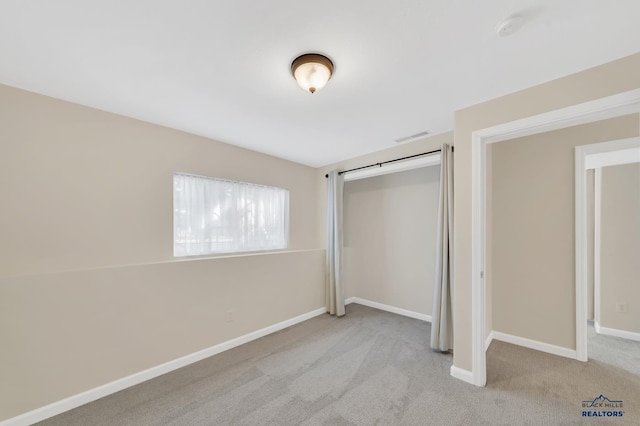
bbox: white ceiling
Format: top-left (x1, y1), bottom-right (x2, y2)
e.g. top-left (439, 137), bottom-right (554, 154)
top-left (1, 1), bottom-right (639, 167)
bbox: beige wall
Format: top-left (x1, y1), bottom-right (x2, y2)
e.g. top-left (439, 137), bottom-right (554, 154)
top-left (317, 133), bottom-right (453, 244)
top-left (599, 162), bottom-right (640, 333)
top-left (343, 166), bottom-right (440, 315)
top-left (0, 250), bottom-right (324, 420)
top-left (0, 84), bottom-right (323, 421)
top-left (490, 116), bottom-right (639, 348)
top-left (317, 132), bottom-right (453, 300)
top-left (0, 85), bottom-right (318, 276)
top-left (454, 52), bottom-right (640, 371)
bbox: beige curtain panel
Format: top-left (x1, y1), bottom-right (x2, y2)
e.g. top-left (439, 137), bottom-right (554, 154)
top-left (326, 170), bottom-right (345, 317)
top-left (431, 144), bottom-right (454, 351)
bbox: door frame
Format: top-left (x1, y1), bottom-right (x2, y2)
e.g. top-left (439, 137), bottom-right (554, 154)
top-left (470, 88), bottom-right (640, 387)
top-left (576, 136), bottom-right (640, 352)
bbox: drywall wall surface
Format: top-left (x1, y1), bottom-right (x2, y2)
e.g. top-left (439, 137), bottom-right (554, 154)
top-left (343, 166), bottom-right (440, 316)
top-left (317, 132), bottom-right (453, 246)
top-left (0, 84), bottom-right (319, 276)
top-left (0, 249), bottom-right (324, 421)
top-left (599, 162), bottom-right (640, 333)
top-left (453, 52), bottom-right (640, 371)
top-left (0, 83), bottom-right (324, 421)
top-left (316, 132), bottom-right (453, 301)
top-left (491, 115), bottom-right (639, 349)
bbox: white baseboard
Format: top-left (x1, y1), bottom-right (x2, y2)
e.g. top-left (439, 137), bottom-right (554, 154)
top-left (0, 307), bottom-right (327, 426)
top-left (346, 297), bottom-right (432, 322)
top-left (594, 321), bottom-right (640, 342)
top-left (450, 365), bottom-right (475, 385)
top-left (492, 331), bottom-right (577, 360)
top-left (485, 331), bottom-right (495, 351)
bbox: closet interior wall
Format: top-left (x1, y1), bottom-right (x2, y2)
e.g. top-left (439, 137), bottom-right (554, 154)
top-left (343, 166), bottom-right (440, 317)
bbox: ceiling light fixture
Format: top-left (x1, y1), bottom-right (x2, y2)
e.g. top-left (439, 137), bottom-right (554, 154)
top-left (291, 53), bottom-right (334, 94)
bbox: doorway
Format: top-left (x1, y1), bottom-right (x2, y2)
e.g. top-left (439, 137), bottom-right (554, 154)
top-left (469, 88), bottom-right (640, 387)
top-left (576, 137), bottom-right (640, 370)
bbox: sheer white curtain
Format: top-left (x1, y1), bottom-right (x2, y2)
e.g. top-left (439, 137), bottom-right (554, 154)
top-left (431, 144), bottom-right (454, 352)
top-left (173, 173), bottom-right (289, 256)
top-left (326, 170), bottom-right (345, 316)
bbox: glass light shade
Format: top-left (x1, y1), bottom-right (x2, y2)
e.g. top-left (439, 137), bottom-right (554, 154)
top-left (291, 54), bottom-right (334, 94)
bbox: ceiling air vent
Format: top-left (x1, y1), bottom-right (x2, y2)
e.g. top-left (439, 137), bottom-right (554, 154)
top-left (394, 130), bottom-right (430, 144)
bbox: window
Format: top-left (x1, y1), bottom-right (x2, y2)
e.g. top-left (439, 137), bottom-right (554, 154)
top-left (173, 173), bottom-right (289, 256)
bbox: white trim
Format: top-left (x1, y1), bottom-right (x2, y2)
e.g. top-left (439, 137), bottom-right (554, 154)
top-left (471, 128), bottom-right (487, 386)
top-left (485, 331), bottom-right (495, 351)
top-left (594, 322), bottom-right (640, 342)
top-left (345, 297), bottom-right (432, 322)
top-left (471, 88), bottom-right (640, 388)
top-left (594, 320), bottom-right (603, 334)
top-left (593, 167), bottom-right (602, 328)
top-left (473, 89), bottom-right (640, 146)
top-left (574, 146), bottom-right (589, 361)
top-left (0, 307), bottom-right (327, 426)
top-left (585, 138), bottom-right (640, 168)
top-left (492, 331), bottom-right (577, 359)
top-left (574, 137), bottom-right (640, 364)
top-left (343, 154), bottom-right (440, 182)
top-left (450, 365), bottom-right (475, 385)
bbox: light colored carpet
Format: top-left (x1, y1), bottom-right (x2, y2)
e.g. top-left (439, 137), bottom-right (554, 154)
top-left (587, 321), bottom-right (640, 377)
top-left (38, 304), bottom-right (640, 425)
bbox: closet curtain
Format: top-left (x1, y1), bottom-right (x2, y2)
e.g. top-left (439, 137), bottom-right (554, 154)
top-left (326, 170), bottom-right (345, 317)
top-left (431, 144), bottom-right (454, 351)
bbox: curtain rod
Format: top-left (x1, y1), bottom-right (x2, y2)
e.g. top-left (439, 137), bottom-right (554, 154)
top-left (324, 147), bottom-right (452, 178)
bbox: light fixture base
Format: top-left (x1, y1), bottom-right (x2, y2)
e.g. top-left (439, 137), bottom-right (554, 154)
top-left (291, 53), bottom-right (334, 94)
